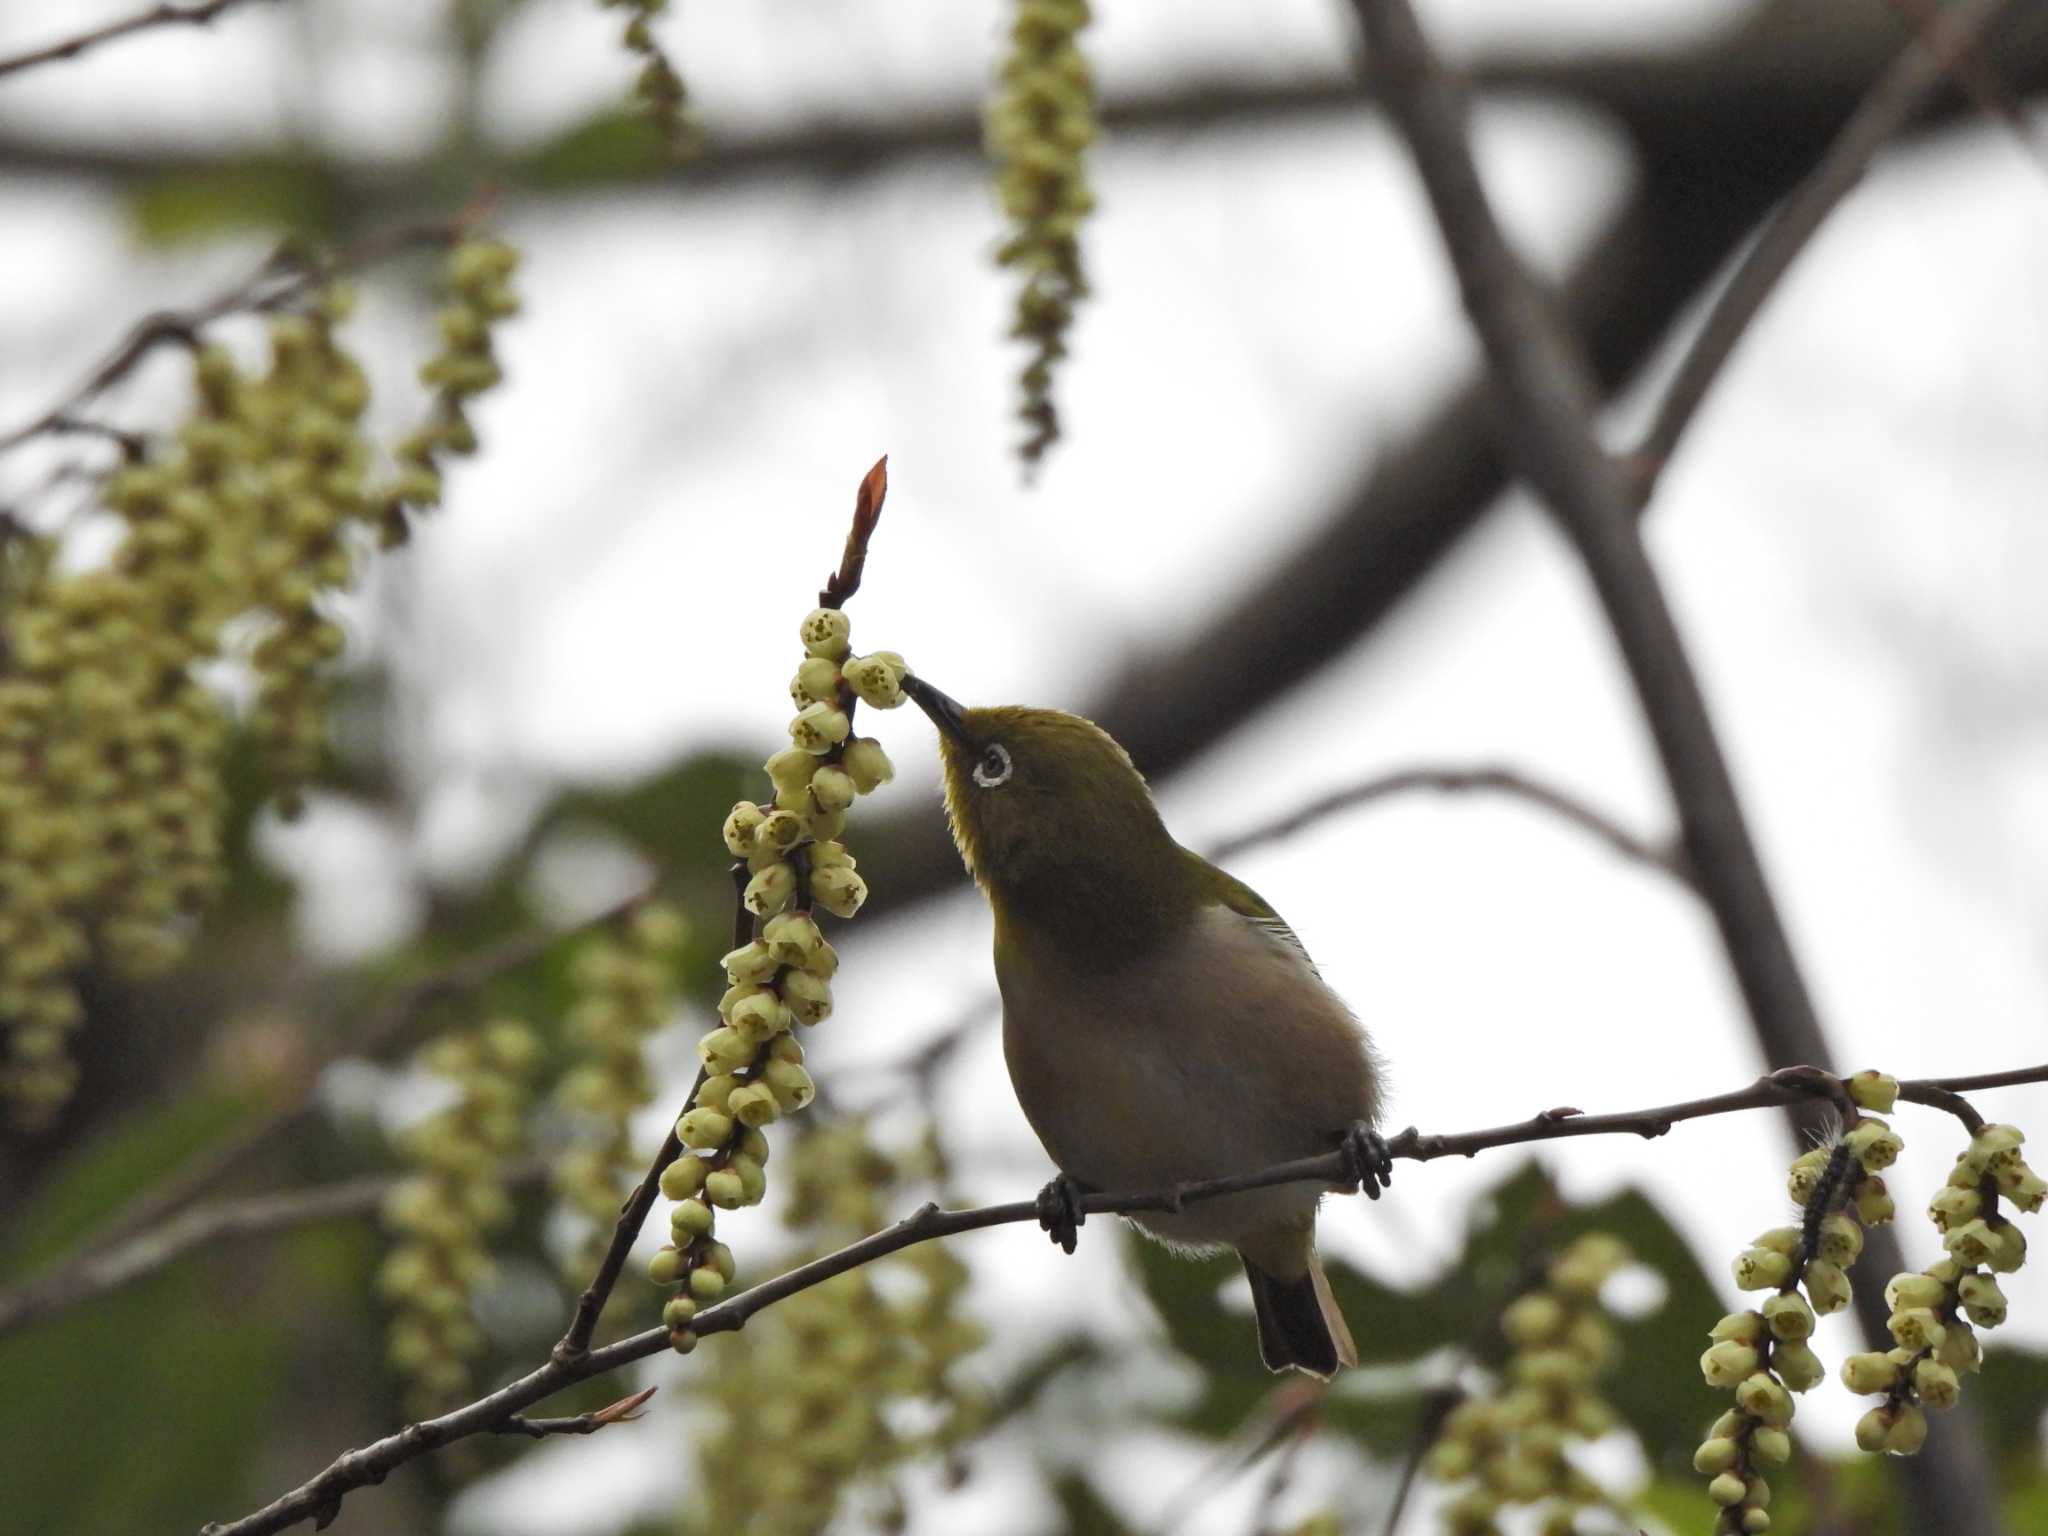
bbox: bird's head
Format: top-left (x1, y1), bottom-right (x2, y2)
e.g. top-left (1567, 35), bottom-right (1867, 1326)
top-left (903, 675), bottom-right (1176, 902)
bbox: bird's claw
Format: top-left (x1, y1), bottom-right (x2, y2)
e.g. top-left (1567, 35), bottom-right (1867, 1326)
top-left (1037, 1174), bottom-right (1088, 1254)
top-left (1339, 1124), bottom-right (1394, 1200)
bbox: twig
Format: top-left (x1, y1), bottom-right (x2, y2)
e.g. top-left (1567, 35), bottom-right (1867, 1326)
top-left (1884, 0), bottom-right (2046, 161)
top-left (1207, 763), bottom-right (1691, 888)
top-left (1627, 0), bottom-right (2024, 497)
top-left (0, 214), bottom-right (478, 457)
top-left (1376, 1385), bottom-right (1463, 1536)
top-left (819, 454), bottom-right (888, 609)
top-left (0, 0), bottom-right (278, 81)
top-left (489, 1386), bottom-right (657, 1439)
top-left (199, 1060), bottom-right (2048, 1536)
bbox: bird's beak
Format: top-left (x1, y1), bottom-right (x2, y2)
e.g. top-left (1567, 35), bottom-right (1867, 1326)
top-left (903, 674), bottom-right (973, 746)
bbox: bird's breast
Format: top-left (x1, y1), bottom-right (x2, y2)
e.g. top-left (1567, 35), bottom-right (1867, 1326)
top-left (995, 903), bottom-right (1379, 1237)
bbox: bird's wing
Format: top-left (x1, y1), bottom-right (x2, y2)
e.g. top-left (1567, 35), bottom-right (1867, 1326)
top-left (1211, 871), bottom-right (1322, 980)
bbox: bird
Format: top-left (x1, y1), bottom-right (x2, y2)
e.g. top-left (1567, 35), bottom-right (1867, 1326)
top-left (901, 674), bottom-right (1388, 1377)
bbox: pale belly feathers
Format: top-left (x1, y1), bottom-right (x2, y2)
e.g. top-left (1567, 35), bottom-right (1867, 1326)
top-left (997, 902), bottom-right (1380, 1251)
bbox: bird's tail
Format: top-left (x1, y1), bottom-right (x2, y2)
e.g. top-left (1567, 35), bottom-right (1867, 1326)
top-left (1240, 1241), bottom-right (1357, 1379)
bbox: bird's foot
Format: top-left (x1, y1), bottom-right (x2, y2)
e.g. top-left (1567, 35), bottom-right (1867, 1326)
top-left (1036, 1173), bottom-right (1089, 1254)
top-left (1338, 1124), bottom-right (1394, 1201)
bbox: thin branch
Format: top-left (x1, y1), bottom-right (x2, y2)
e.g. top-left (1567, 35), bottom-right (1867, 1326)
top-left (489, 1386), bottom-right (658, 1439)
top-left (199, 1060), bottom-right (2048, 1536)
top-left (1207, 763), bottom-right (1691, 889)
top-left (0, 0), bottom-right (279, 81)
top-left (0, 213), bottom-right (481, 457)
top-left (1628, 0), bottom-right (2024, 497)
top-left (1376, 1386), bottom-right (1464, 1536)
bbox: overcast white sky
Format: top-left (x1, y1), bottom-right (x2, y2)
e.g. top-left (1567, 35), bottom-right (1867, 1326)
top-left (3, 2), bottom-right (2045, 1533)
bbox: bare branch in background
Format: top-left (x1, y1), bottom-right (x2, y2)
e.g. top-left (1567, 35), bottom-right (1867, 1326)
top-left (198, 1061), bottom-right (2048, 1536)
top-left (1629, 0), bottom-right (2031, 498)
top-left (1208, 764), bottom-right (1690, 889)
top-left (0, 0), bottom-right (280, 82)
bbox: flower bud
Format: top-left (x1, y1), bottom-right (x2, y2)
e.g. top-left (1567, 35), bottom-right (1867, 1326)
top-left (731, 1153), bottom-right (767, 1203)
top-left (1855, 1177), bottom-right (1895, 1225)
top-left (1803, 1260), bottom-right (1851, 1314)
top-left (842, 653), bottom-right (905, 708)
top-left (727, 1083), bottom-right (780, 1128)
top-left (1502, 1293), bottom-right (1565, 1348)
top-left (781, 968), bottom-right (832, 1026)
top-left (841, 736), bottom-right (894, 793)
top-left (1846, 1069), bottom-right (1899, 1112)
top-left (661, 1295), bottom-right (698, 1330)
top-left (769, 1033), bottom-right (805, 1064)
top-left (1884, 1403), bottom-right (1928, 1455)
top-left (1846, 1119), bottom-right (1904, 1172)
top-left (1736, 1373), bottom-right (1794, 1427)
top-left (743, 861), bottom-right (798, 917)
top-left (1854, 1406), bottom-right (1893, 1452)
top-left (1937, 1319), bottom-right (1983, 1374)
top-left (1774, 1339), bottom-right (1825, 1393)
top-left (2001, 1165), bottom-right (2047, 1213)
top-left (1944, 1219), bottom-right (1998, 1268)
top-left (1970, 1123), bottom-right (2025, 1170)
top-left (762, 1057), bottom-right (817, 1112)
top-left (1763, 1292), bottom-right (1815, 1342)
top-left (1817, 1213), bottom-right (1863, 1267)
top-left (1885, 1272), bottom-right (1947, 1311)
top-left (1913, 1358), bottom-right (1961, 1411)
top-left (1701, 1341), bottom-right (1760, 1390)
top-left (765, 747), bottom-right (819, 795)
top-left (721, 941), bottom-right (781, 986)
top-left (659, 1155), bottom-right (708, 1199)
top-left (1888, 1307), bottom-right (1946, 1352)
top-left (1711, 1311), bottom-right (1766, 1345)
top-left (1732, 1248), bottom-right (1791, 1290)
top-left (810, 839), bottom-right (856, 869)
top-left (647, 1246), bottom-right (684, 1285)
top-left (755, 809), bottom-right (805, 852)
top-left (1750, 1427), bottom-right (1791, 1465)
top-left (1693, 1437), bottom-right (1741, 1475)
top-left (705, 1168), bottom-right (746, 1208)
top-left (791, 655), bottom-right (841, 705)
top-left (722, 801), bottom-right (766, 856)
top-left (697, 1027), bottom-right (756, 1076)
top-left (1957, 1272), bottom-right (2007, 1328)
top-left (807, 766), bottom-right (856, 813)
top-left (1786, 1147), bottom-right (1829, 1204)
top-left (790, 701), bottom-right (852, 753)
top-left (799, 606), bottom-right (852, 660)
top-left (677, 1107), bottom-right (733, 1149)
top-left (671, 1198), bottom-right (715, 1237)
top-left (728, 989), bottom-right (790, 1043)
top-left (1708, 1473), bottom-right (1748, 1507)
top-left (762, 911), bottom-right (824, 966)
top-left (689, 1265), bottom-right (727, 1301)
top-left (810, 863), bottom-right (868, 919)
top-left (1985, 1219), bottom-right (2027, 1274)
top-left (1928, 1186), bottom-right (1981, 1232)
top-left (1754, 1227), bottom-right (1803, 1256)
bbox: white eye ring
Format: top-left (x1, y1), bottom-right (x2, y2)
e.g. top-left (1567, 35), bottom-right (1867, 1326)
top-left (972, 742), bottom-right (1012, 788)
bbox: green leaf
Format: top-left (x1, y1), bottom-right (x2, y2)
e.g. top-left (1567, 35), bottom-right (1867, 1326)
top-left (517, 108), bottom-right (666, 190)
top-left (128, 164), bottom-right (336, 247)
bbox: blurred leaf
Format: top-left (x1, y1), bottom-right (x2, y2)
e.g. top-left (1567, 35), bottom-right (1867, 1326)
top-left (543, 749), bottom-right (761, 871)
top-left (1977, 1343), bottom-right (2048, 1468)
top-left (519, 108), bottom-right (666, 189)
top-left (3, 1085), bottom-right (251, 1275)
top-left (0, 1265), bottom-right (281, 1534)
top-left (1050, 1471), bottom-right (1137, 1536)
top-left (128, 165), bottom-right (336, 247)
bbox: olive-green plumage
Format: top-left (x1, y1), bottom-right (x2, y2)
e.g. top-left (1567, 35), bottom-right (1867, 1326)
top-left (909, 685), bottom-right (1381, 1377)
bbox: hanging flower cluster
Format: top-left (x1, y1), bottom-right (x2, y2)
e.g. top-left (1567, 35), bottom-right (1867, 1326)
top-left (986, 0), bottom-right (1096, 469)
top-left (379, 1018), bottom-right (540, 1415)
top-left (678, 1118), bottom-right (987, 1536)
top-left (0, 234), bottom-right (519, 1129)
top-left (1841, 1113), bottom-right (2039, 1454)
top-left (594, 0), bottom-right (700, 158)
top-left (1695, 1072), bottom-right (1903, 1531)
top-left (650, 600), bottom-right (908, 1354)
top-left (551, 902), bottom-right (690, 1282)
top-left (1426, 1232), bottom-right (1635, 1535)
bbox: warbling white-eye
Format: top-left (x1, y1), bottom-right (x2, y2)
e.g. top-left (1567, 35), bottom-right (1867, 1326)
top-left (904, 675), bottom-right (1388, 1376)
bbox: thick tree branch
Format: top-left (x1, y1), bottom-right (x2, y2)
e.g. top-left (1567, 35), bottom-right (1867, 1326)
top-left (198, 1060), bottom-right (2048, 1536)
top-left (1629, 0), bottom-right (2027, 496)
top-left (0, 0), bottom-right (279, 81)
top-left (1349, 1), bottom-right (2011, 1528)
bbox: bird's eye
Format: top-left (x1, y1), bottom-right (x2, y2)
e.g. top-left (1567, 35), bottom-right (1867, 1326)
top-left (972, 742), bottom-right (1013, 788)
